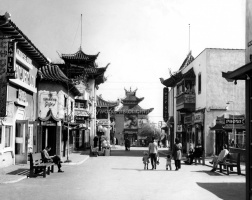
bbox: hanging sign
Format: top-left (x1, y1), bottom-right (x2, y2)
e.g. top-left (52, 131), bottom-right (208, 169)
top-left (163, 87), bottom-right (169, 122)
top-left (225, 118), bottom-right (245, 125)
top-left (0, 36), bottom-right (11, 117)
top-left (6, 41), bottom-right (16, 79)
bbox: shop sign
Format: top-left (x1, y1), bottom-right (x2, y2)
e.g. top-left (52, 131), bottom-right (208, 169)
top-left (16, 49), bottom-right (32, 66)
top-left (6, 41), bottom-right (16, 78)
top-left (15, 63), bottom-right (35, 88)
top-left (194, 112), bottom-right (203, 123)
top-left (43, 93), bottom-right (57, 108)
top-left (0, 36), bottom-right (10, 117)
top-left (184, 114), bottom-right (192, 124)
top-left (41, 120), bottom-right (57, 126)
top-left (163, 87), bottom-right (169, 122)
top-left (225, 118), bottom-right (245, 125)
top-left (75, 116), bottom-right (85, 122)
top-left (177, 125), bottom-right (182, 132)
top-left (18, 89), bottom-right (27, 103)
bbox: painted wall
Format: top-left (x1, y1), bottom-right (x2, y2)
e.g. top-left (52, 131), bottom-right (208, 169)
top-left (182, 49), bottom-right (245, 155)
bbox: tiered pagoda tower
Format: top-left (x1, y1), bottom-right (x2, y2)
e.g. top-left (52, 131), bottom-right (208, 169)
top-left (115, 88), bottom-right (154, 146)
top-left (58, 47), bottom-right (109, 149)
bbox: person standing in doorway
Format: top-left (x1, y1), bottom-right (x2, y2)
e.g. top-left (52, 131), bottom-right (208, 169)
top-left (172, 138), bottom-right (182, 171)
top-left (148, 137), bottom-right (158, 170)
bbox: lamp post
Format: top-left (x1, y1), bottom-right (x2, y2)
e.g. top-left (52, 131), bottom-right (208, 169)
top-left (226, 101), bottom-right (235, 144)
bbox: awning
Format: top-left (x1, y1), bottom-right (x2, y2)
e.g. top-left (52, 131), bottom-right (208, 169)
top-left (210, 124), bottom-right (224, 130)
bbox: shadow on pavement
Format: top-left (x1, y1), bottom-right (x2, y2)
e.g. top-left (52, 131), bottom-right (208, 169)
top-left (110, 150), bottom-right (167, 157)
top-left (197, 182), bottom-right (245, 200)
top-left (7, 168), bottom-right (30, 176)
top-left (192, 170), bottom-right (223, 176)
top-left (111, 168), bottom-right (172, 171)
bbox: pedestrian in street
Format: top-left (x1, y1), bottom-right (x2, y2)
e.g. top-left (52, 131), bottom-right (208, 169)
top-left (42, 146), bottom-right (64, 173)
top-left (148, 137), bottom-right (158, 170)
top-left (166, 154), bottom-right (172, 170)
top-left (142, 151), bottom-right (150, 170)
top-left (210, 144), bottom-right (229, 172)
top-left (172, 138), bottom-right (182, 171)
top-left (93, 136), bottom-right (98, 148)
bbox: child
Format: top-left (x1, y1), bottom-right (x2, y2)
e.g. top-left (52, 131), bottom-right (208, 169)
top-left (142, 152), bottom-right (150, 170)
top-left (166, 154), bottom-right (172, 170)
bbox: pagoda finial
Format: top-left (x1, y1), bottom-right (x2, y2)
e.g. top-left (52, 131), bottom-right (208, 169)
top-left (79, 46), bottom-right (82, 51)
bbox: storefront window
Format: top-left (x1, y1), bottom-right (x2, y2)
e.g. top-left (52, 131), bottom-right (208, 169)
top-left (5, 126), bottom-right (11, 147)
top-left (229, 131), bottom-right (246, 149)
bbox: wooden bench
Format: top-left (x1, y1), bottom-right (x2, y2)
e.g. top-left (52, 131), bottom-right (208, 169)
top-left (29, 153), bottom-right (54, 178)
top-left (219, 153), bottom-right (241, 175)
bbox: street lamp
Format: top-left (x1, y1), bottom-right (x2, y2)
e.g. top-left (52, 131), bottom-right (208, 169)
top-left (226, 101), bottom-right (235, 143)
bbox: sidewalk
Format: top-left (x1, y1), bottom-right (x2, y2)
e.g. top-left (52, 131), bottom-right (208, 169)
top-left (0, 150), bottom-right (90, 184)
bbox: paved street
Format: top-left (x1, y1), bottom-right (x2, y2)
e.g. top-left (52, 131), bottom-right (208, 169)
top-left (0, 146), bottom-right (246, 200)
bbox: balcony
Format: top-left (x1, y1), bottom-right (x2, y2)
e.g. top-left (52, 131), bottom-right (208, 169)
top-left (176, 93), bottom-right (195, 112)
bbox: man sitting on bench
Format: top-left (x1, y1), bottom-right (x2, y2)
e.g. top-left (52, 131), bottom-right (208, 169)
top-left (210, 144), bottom-right (229, 172)
top-left (42, 146), bottom-right (64, 173)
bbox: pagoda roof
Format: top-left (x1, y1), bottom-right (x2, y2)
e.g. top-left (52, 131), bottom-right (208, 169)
top-left (57, 63), bottom-right (108, 85)
top-left (96, 95), bottom-right (119, 108)
top-left (116, 105), bottom-right (154, 115)
top-left (121, 88), bottom-right (144, 104)
top-left (61, 47), bottom-right (99, 65)
top-left (160, 51), bottom-right (195, 87)
top-left (38, 64), bottom-right (81, 96)
top-left (160, 71), bottom-right (183, 87)
top-left (0, 13), bottom-right (49, 66)
top-left (179, 51), bottom-right (194, 70)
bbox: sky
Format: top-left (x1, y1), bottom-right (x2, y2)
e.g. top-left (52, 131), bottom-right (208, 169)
top-left (0, 0), bottom-right (246, 124)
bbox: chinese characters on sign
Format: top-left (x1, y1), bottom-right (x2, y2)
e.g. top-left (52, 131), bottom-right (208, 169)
top-left (163, 87), bottom-right (169, 122)
top-left (0, 36), bottom-right (12, 117)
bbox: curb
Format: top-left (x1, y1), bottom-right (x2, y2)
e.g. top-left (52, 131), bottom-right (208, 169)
top-left (0, 176), bottom-right (27, 184)
top-left (62, 155), bottom-right (89, 166)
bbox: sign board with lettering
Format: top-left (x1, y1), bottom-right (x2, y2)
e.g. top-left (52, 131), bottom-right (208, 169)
top-left (6, 41), bottom-right (16, 79)
top-left (225, 118), bottom-right (245, 125)
top-left (39, 92), bottom-right (58, 118)
top-left (163, 87), bottom-right (169, 122)
top-left (0, 36), bottom-right (11, 117)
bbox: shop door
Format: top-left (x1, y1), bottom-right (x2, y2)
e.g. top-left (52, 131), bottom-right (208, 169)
top-left (42, 126), bottom-right (57, 155)
top-left (15, 120), bottom-right (28, 164)
top-left (215, 131), bottom-right (228, 155)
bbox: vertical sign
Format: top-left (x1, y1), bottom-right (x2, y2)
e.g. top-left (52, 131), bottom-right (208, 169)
top-left (0, 36), bottom-right (10, 117)
top-left (6, 41), bottom-right (16, 78)
top-left (163, 87), bottom-right (169, 122)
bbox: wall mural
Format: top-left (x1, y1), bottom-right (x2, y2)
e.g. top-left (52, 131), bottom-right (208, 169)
top-left (124, 114), bottom-right (138, 129)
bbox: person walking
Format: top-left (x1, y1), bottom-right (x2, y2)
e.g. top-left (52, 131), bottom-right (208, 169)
top-left (172, 138), bottom-right (182, 171)
top-left (148, 137), bottom-right (158, 170)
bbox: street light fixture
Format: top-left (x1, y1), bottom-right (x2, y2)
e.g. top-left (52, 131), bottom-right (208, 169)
top-left (226, 101), bottom-right (235, 143)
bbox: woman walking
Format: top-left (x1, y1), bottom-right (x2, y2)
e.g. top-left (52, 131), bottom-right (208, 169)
top-left (172, 138), bottom-right (182, 170)
top-left (148, 137), bottom-right (158, 170)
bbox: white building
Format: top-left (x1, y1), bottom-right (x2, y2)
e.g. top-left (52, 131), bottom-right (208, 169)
top-left (161, 48), bottom-right (245, 156)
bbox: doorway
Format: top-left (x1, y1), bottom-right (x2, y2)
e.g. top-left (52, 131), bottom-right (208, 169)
top-left (15, 120), bottom-right (28, 164)
top-left (42, 126), bottom-right (57, 155)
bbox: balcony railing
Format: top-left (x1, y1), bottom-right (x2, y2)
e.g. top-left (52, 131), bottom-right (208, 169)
top-left (176, 93), bottom-right (195, 112)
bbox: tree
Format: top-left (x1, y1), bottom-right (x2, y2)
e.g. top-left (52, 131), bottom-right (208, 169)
top-left (138, 123), bottom-right (161, 140)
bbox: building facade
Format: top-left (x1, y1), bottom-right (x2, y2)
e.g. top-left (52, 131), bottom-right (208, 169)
top-left (37, 65), bottom-right (81, 158)
top-left (0, 13), bottom-right (49, 167)
top-left (161, 49), bottom-right (245, 156)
